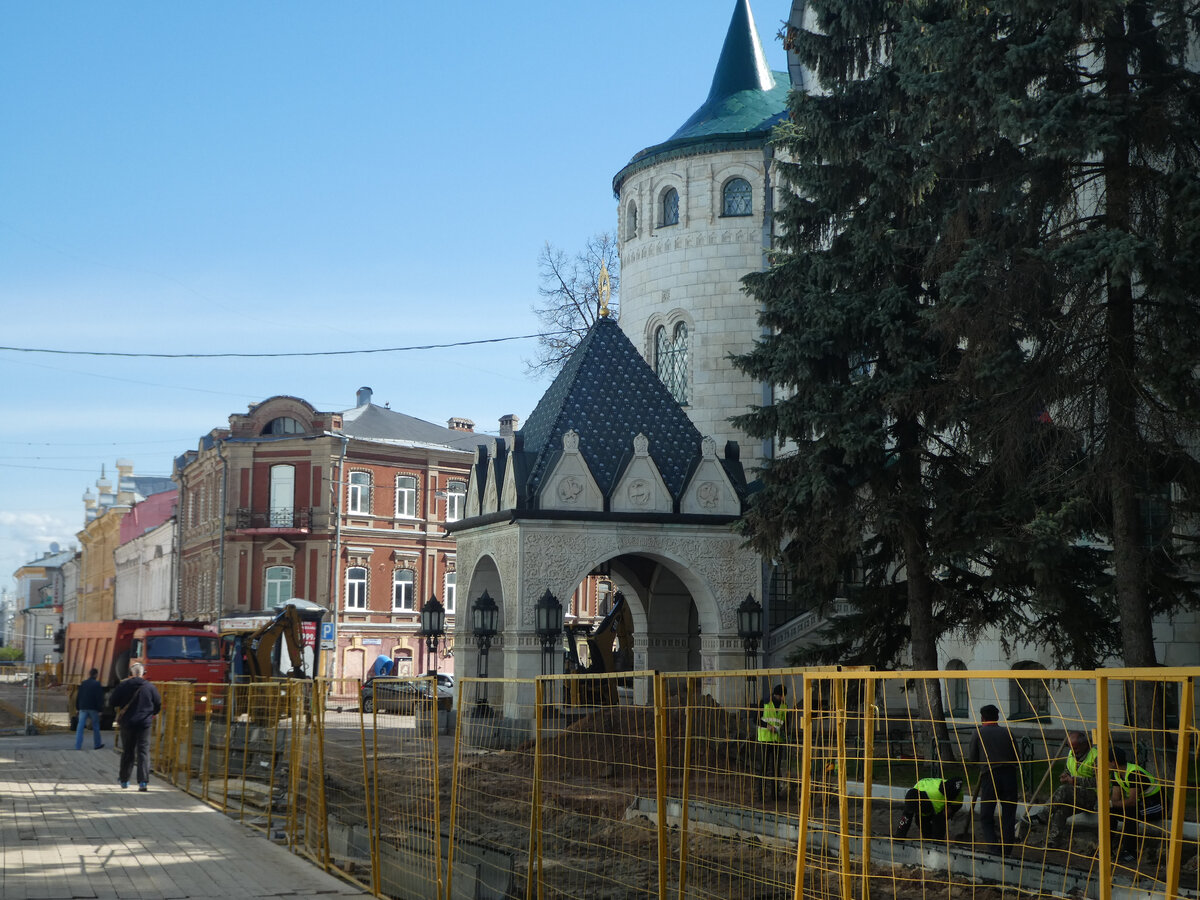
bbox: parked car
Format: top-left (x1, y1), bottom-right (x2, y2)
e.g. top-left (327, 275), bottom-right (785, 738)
top-left (361, 677), bottom-right (452, 714)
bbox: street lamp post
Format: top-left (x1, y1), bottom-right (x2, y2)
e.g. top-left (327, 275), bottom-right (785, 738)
top-left (419, 594), bottom-right (446, 680)
top-left (737, 593), bottom-right (763, 707)
top-left (534, 589), bottom-right (563, 677)
top-left (471, 590), bottom-right (498, 715)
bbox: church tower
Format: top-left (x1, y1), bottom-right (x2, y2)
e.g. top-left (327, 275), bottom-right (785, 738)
top-left (612, 0), bottom-right (789, 474)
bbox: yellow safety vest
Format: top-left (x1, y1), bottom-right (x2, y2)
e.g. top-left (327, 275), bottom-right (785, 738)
top-left (1112, 762), bottom-right (1161, 799)
top-left (757, 700), bottom-right (786, 743)
top-left (1066, 746), bottom-right (1098, 779)
top-left (915, 778), bottom-right (950, 813)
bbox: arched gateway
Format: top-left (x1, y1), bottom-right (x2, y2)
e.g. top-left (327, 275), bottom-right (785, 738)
top-left (448, 316), bottom-right (759, 705)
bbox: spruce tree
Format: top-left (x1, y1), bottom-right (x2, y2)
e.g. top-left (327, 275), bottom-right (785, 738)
top-left (735, 0), bottom-right (1200, 706)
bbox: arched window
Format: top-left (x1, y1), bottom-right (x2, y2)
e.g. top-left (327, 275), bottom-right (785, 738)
top-left (348, 471), bottom-right (371, 514)
top-left (392, 568), bottom-right (415, 611)
top-left (346, 566), bottom-right (368, 610)
top-left (262, 416), bottom-right (303, 435)
top-left (626, 200), bottom-right (638, 239)
top-left (445, 481), bottom-right (466, 522)
top-left (660, 187), bottom-right (679, 226)
top-left (655, 322), bottom-right (689, 405)
top-left (265, 566), bottom-right (293, 607)
top-left (722, 177), bottom-right (753, 217)
top-left (1010, 661), bottom-right (1050, 720)
top-left (945, 659), bottom-right (970, 718)
top-left (395, 474), bottom-right (417, 518)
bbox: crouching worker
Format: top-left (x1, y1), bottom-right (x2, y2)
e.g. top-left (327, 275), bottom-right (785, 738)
top-left (894, 777), bottom-right (968, 840)
top-left (1109, 747), bottom-right (1164, 866)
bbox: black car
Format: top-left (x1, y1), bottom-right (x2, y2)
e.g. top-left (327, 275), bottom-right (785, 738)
top-left (360, 677), bottom-right (452, 714)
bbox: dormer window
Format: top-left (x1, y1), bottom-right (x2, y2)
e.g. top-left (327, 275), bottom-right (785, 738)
top-left (262, 416), bottom-right (303, 435)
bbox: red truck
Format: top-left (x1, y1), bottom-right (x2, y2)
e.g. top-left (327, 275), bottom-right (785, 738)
top-left (63, 619), bottom-right (225, 729)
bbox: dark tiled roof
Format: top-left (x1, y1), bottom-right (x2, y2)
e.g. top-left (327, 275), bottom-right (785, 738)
top-left (340, 404), bottom-right (479, 452)
top-left (518, 318), bottom-right (705, 501)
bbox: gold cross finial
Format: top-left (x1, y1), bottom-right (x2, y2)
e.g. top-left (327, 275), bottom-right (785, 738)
top-left (598, 261), bottom-right (611, 318)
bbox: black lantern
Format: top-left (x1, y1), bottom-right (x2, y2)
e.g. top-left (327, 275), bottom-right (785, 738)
top-left (737, 593), bottom-right (763, 704)
top-left (471, 591), bottom-right (498, 713)
top-left (535, 589), bottom-right (563, 677)
top-left (420, 594), bottom-right (446, 678)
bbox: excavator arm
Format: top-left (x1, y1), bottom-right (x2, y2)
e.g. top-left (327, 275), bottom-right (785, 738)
top-left (245, 605), bottom-right (307, 679)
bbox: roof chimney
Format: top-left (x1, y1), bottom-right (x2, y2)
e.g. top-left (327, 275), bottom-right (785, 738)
top-left (447, 417), bottom-right (475, 432)
top-left (356, 386), bottom-right (372, 407)
top-left (499, 414), bottom-right (519, 438)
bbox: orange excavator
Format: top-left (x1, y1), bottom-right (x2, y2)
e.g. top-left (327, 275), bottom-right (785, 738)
top-left (224, 602), bottom-right (312, 683)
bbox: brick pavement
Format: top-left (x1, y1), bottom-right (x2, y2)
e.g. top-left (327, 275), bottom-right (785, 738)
top-left (0, 731), bottom-right (369, 899)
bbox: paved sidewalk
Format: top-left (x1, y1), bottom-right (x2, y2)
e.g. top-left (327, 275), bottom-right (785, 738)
top-left (0, 731), bottom-right (369, 899)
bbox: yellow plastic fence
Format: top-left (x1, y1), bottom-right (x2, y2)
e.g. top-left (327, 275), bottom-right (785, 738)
top-left (150, 668), bottom-right (1199, 900)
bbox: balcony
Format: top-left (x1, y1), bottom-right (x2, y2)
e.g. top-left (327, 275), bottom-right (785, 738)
top-left (234, 507), bottom-right (312, 532)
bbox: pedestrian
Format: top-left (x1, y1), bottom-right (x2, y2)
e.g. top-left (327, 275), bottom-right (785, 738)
top-left (1046, 730), bottom-right (1099, 848)
top-left (109, 662), bottom-right (162, 792)
top-left (74, 667), bottom-right (105, 751)
top-left (966, 704), bottom-right (1020, 847)
top-left (756, 684), bottom-right (787, 801)
top-left (894, 776), bottom-right (968, 840)
top-left (1108, 746), bottom-right (1164, 865)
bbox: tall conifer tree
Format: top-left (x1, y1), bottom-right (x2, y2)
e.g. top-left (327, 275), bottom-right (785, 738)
top-left (734, 0), bottom-right (1200, 704)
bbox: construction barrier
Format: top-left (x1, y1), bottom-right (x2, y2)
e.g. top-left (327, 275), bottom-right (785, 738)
top-left (147, 667), bottom-right (1199, 900)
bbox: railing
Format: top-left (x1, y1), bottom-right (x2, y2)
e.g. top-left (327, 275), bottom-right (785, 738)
top-left (149, 668), bottom-right (1200, 900)
top-left (234, 507), bottom-right (312, 529)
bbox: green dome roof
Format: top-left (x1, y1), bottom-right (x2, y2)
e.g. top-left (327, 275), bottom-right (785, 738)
top-left (614, 0), bottom-right (789, 193)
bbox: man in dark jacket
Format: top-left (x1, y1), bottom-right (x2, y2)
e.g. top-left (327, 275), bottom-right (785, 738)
top-left (966, 704), bottom-right (1020, 847)
top-left (109, 662), bottom-right (162, 791)
top-left (74, 668), bottom-right (105, 751)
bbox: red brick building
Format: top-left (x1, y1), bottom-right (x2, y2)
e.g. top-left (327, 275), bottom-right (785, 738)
top-left (173, 387), bottom-right (483, 682)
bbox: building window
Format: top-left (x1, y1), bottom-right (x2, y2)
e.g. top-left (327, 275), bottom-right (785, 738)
top-left (395, 475), bottom-right (417, 518)
top-left (655, 322), bottom-right (689, 405)
top-left (445, 481), bottom-right (466, 522)
top-left (262, 416), bottom-right (303, 435)
top-left (722, 177), bottom-right (752, 217)
top-left (265, 566), bottom-right (293, 607)
top-left (1010, 661), bottom-right (1050, 720)
top-left (444, 570), bottom-right (456, 615)
top-left (348, 471), bottom-right (371, 515)
top-left (44, 624), bottom-right (54, 638)
top-left (346, 566), bottom-right (368, 610)
top-left (626, 200), bottom-right (638, 239)
top-left (269, 465), bottom-right (295, 527)
top-left (945, 659), bottom-right (969, 718)
top-left (392, 568), bottom-right (415, 611)
top-left (660, 187), bottom-right (679, 226)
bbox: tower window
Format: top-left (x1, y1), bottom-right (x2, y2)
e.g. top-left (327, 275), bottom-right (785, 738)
top-left (660, 188), bottom-right (679, 227)
top-left (626, 200), bottom-right (638, 239)
top-left (655, 322), bottom-right (689, 405)
top-left (722, 177), bottom-right (752, 217)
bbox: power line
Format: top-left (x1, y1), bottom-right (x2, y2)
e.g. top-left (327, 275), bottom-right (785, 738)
top-left (0, 332), bottom-right (561, 359)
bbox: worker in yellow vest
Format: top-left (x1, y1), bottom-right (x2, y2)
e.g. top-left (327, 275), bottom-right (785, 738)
top-left (1046, 730), bottom-right (1100, 849)
top-left (894, 776), bottom-right (968, 840)
top-left (1109, 746), bottom-right (1164, 865)
top-left (756, 684), bottom-right (787, 801)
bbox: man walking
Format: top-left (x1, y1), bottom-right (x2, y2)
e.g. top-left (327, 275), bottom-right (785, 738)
top-left (74, 667), bottom-right (105, 751)
top-left (966, 704), bottom-right (1020, 847)
top-left (109, 662), bottom-right (162, 791)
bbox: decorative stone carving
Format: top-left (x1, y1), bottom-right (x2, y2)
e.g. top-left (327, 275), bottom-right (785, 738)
top-left (539, 430), bottom-right (603, 512)
top-left (611, 433), bottom-right (672, 514)
top-left (680, 436), bottom-right (740, 516)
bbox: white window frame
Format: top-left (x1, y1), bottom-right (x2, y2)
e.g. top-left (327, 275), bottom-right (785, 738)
top-left (444, 570), bottom-right (456, 615)
top-left (445, 481), bottom-right (466, 522)
top-left (392, 568), bottom-right (415, 611)
top-left (265, 565), bottom-right (293, 607)
top-left (269, 464), bottom-right (295, 527)
top-left (348, 471), bottom-right (371, 515)
top-left (345, 566), bottom-right (368, 610)
top-left (395, 474), bottom-right (418, 518)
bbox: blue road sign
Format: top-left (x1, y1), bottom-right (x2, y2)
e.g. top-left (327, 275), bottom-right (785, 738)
top-left (320, 621), bottom-right (335, 642)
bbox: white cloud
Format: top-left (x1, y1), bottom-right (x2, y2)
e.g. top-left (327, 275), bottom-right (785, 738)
top-left (0, 511), bottom-right (78, 591)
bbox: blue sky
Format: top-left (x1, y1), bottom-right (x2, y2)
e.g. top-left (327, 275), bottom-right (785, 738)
top-left (0, 1), bottom-right (791, 589)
